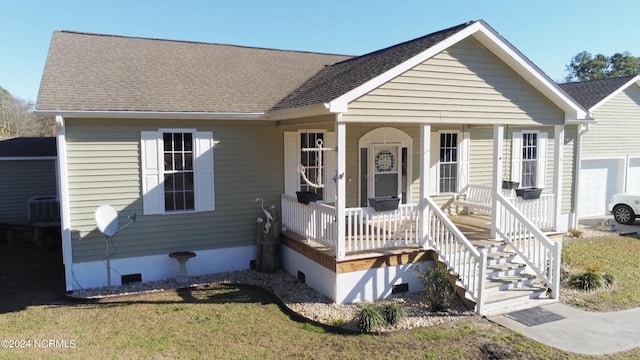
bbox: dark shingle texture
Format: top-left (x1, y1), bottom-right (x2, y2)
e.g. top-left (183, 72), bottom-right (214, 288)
top-left (36, 32), bottom-right (351, 113)
top-left (271, 21), bottom-right (475, 111)
top-left (559, 75), bottom-right (638, 110)
top-left (0, 137), bottom-right (56, 157)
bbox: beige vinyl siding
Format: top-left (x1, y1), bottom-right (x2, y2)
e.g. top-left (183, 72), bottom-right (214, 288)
top-left (0, 160), bottom-right (57, 223)
top-left (582, 86), bottom-right (640, 158)
top-left (344, 37), bottom-right (564, 126)
top-left (468, 126), bottom-right (494, 186)
top-left (66, 118), bottom-right (284, 262)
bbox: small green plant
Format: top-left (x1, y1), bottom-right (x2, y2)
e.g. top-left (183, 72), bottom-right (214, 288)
top-left (568, 228), bottom-right (583, 238)
top-left (381, 303), bottom-right (406, 326)
top-left (329, 317), bottom-right (347, 327)
top-left (568, 262), bottom-right (615, 291)
top-left (414, 265), bottom-right (457, 312)
top-left (357, 303), bottom-right (386, 332)
top-left (569, 270), bottom-right (602, 290)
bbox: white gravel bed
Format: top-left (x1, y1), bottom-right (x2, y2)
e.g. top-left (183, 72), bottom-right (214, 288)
top-left (69, 270), bottom-right (476, 332)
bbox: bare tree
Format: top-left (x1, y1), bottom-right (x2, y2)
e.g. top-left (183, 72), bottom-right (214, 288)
top-left (0, 87), bottom-right (55, 137)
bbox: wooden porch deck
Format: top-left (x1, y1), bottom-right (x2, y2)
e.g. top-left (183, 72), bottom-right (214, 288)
top-left (280, 213), bottom-right (498, 274)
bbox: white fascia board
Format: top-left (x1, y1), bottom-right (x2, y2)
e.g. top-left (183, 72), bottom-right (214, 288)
top-left (470, 22), bottom-right (588, 121)
top-left (33, 110), bottom-right (265, 120)
top-left (589, 75), bottom-right (640, 112)
top-left (327, 22), bottom-right (485, 111)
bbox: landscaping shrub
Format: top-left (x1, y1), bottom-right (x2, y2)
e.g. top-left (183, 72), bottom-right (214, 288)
top-left (381, 303), bottom-right (406, 326)
top-left (414, 265), bottom-right (457, 312)
top-left (357, 303), bottom-right (386, 332)
top-left (569, 270), bottom-right (602, 290)
top-left (568, 262), bottom-right (615, 291)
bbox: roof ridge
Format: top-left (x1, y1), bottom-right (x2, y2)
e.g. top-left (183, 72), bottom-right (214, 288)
top-left (560, 74), bottom-right (638, 86)
top-left (55, 30), bottom-right (353, 58)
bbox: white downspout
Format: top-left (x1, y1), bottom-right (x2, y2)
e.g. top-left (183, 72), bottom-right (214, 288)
top-left (55, 115), bottom-right (74, 291)
top-left (572, 122), bottom-right (592, 229)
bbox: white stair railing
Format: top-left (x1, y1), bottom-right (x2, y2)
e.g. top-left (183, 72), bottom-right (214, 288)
top-left (494, 194), bottom-right (562, 298)
top-left (423, 196), bottom-right (487, 314)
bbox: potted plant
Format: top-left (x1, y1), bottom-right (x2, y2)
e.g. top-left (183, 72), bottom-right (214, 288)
top-left (296, 191), bottom-right (317, 204)
top-left (515, 188), bottom-right (542, 200)
top-left (368, 196), bottom-right (401, 211)
top-left (502, 180), bottom-right (519, 189)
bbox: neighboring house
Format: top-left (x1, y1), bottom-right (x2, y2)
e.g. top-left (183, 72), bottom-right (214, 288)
top-left (36, 20), bottom-right (591, 315)
top-left (560, 75), bottom-right (640, 219)
top-left (0, 137), bottom-right (57, 225)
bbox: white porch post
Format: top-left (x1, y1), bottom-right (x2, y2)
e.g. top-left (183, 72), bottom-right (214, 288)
top-left (490, 124), bottom-right (504, 238)
top-left (419, 123), bottom-right (431, 246)
top-left (335, 117), bottom-right (346, 259)
top-left (553, 125), bottom-right (564, 231)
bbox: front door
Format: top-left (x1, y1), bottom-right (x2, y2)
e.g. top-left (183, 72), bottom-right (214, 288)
top-left (371, 144), bottom-right (401, 198)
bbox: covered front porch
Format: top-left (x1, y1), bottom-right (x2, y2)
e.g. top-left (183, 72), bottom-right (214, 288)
top-left (280, 121), bottom-right (565, 315)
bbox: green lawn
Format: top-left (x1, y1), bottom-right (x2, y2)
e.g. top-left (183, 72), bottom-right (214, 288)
top-left (0, 284), bottom-right (609, 360)
top-left (562, 235), bottom-right (640, 312)
top-left (3, 235), bottom-right (640, 359)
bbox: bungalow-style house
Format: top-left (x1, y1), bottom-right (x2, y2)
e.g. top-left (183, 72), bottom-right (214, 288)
top-left (36, 20), bottom-right (591, 316)
top-left (0, 137), bottom-right (58, 232)
top-left (560, 75), bottom-right (640, 219)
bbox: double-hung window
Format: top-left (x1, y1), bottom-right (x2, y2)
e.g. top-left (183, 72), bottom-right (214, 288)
top-left (163, 132), bottom-right (195, 211)
top-left (521, 132), bottom-right (537, 188)
top-left (299, 131), bottom-right (325, 200)
top-left (439, 133), bottom-right (458, 193)
top-left (511, 130), bottom-right (547, 189)
top-left (141, 129), bottom-right (215, 215)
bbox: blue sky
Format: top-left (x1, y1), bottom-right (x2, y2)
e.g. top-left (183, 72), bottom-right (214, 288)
top-left (2, 0), bottom-right (640, 103)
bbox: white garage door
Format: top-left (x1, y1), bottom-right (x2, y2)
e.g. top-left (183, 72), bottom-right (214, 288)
top-left (627, 158), bottom-right (640, 195)
top-left (579, 159), bottom-right (623, 218)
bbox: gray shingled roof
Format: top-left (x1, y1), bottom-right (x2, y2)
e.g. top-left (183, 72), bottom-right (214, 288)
top-left (0, 137), bottom-right (56, 158)
top-left (559, 75), bottom-right (638, 110)
top-left (271, 21), bottom-right (475, 111)
top-left (36, 32), bottom-right (351, 113)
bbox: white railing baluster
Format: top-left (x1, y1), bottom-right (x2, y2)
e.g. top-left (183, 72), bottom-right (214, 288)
top-left (422, 196), bottom-right (485, 314)
top-left (494, 193), bottom-right (561, 299)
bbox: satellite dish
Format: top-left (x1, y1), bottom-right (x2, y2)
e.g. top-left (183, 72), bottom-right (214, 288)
top-left (95, 205), bottom-right (119, 237)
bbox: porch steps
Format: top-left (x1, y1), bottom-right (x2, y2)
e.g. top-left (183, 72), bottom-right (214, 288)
top-left (478, 241), bottom-right (555, 317)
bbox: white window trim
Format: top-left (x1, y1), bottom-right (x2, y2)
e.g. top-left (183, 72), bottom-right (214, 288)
top-left (141, 129), bottom-right (215, 215)
top-left (431, 130), bottom-right (469, 195)
top-left (511, 130), bottom-right (547, 189)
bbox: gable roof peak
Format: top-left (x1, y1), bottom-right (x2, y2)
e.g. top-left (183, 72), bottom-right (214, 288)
top-left (559, 74), bottom-right (640, 110)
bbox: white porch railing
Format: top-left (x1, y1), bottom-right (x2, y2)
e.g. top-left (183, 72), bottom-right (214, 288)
top-left (281, 193), bottom-right (338, 251)
top-left (495, 194), bottom-right (562, 298)
top-left (458, 185), bottom-right (556, 230)
top-left (344, 204), bottom-right (420, 252)
top-left (424, 196), bottom-right (487, 314)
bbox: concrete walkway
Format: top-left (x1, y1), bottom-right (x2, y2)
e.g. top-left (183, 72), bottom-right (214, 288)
top-left (489, 302), bottom-right (640, 355)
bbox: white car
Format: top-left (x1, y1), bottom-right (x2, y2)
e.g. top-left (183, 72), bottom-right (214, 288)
top-left (609, 193), bottom-right (640, 225)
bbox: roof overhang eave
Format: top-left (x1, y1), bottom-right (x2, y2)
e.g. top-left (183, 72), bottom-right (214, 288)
top-left (263, 103), bottom-right (332, 121)
top-left (33, 110), bottom-right (266, 120)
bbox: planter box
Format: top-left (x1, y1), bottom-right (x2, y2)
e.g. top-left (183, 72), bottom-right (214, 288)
top-left (502, 180), bottom-right (519, 190)
top-left (515, 188), bottom-right (542, 200)
top-left (296, 191), bottom-right (317, 205)
top-left (368, 196), bottom-right (401, 211)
